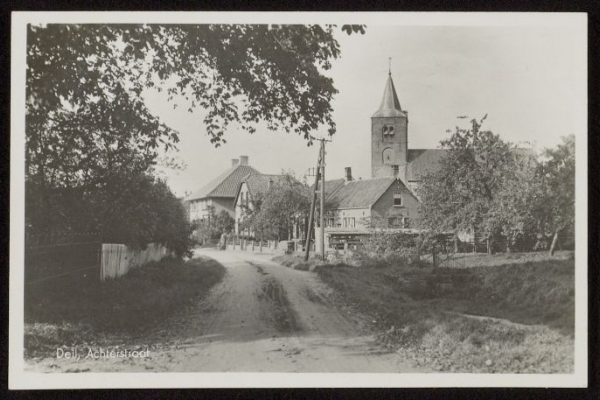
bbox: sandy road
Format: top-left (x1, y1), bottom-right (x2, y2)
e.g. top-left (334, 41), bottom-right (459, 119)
top-left (26, 248), bottom-right (420, 373)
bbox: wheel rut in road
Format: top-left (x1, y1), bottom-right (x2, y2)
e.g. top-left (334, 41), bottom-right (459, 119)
top-left (257, 274), bottom-right (303, 334)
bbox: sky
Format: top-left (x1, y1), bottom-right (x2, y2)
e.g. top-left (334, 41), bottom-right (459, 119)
top-left (143, 24), bottom-right (586, 197)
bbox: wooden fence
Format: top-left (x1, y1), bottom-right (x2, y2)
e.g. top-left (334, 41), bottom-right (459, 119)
top-left (101, 243), bottom-right (170, 280)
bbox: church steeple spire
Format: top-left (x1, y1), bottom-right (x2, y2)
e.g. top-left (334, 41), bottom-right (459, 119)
top-left (371, 70), bottom-right (408, 179)
top-left (372, 72), bottom-right (406, 118)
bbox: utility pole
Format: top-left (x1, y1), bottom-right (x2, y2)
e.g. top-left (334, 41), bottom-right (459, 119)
top-left (320, 141), bottom-right (326, 260)
top-left (304, 145), bottom-right (321, 261)
top-left (304, 139), bottom-right (329, 261)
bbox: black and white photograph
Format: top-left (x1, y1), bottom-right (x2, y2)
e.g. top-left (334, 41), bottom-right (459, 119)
top-left (9, 12), bottom-right (587, 389)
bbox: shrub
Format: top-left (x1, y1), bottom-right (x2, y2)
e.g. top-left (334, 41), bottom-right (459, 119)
top-left (351, 232), bottom-right (419, 268)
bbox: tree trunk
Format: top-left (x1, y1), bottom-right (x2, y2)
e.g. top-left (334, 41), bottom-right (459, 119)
top-left (487, 236), bottom-right (495, 255)
top-left (549, 229), bottom-right (560, 256)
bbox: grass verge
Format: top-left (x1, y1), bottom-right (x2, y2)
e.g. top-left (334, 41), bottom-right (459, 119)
top-left (272, 254), bottom-right (325, 271)
top-left (24, 257), bottom-right (226, 358)
top-left (315, 257), bottom-right (575, 373)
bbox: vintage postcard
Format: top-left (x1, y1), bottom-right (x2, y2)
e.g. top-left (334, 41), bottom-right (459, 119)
top-left (9, 11), bottom-right (587, 389)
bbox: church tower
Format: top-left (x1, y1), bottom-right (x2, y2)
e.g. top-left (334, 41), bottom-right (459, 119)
top-left (371, 71), bottom-right (408, 180)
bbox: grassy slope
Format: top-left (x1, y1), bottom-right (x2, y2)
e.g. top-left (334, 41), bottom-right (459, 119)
top-left (272, 254), bottom-right (324, 271)
top-left (315, 257), bottom-right (575, 373)
top-left (25, 257), bottom-right (226, 358)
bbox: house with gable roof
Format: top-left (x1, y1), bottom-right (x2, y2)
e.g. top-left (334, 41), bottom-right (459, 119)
top-left (233, 173), bottom-right (285, 237)
top-left (185, 155), bottom-right (260, 222)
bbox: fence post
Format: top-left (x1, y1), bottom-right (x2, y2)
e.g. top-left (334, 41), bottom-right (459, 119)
top-left (98, 244), bottom-right (103, 281)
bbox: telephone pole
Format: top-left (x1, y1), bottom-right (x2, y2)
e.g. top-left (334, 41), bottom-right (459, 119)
top-left (304, 138), bottom-right (330, 261)
top-left (320, 141), bottom-right (326, 260)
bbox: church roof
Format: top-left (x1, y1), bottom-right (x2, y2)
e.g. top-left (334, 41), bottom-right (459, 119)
top-left (185, 164), bottom-right (261, 201)
top-left (372, 74), bottom-right (407, 118)
top-left (326, 177), bottom-right (397, 209)
top-left (405, 147), bottom-right (534, 182)
top-left (406, 149), bottom-right (449, 181)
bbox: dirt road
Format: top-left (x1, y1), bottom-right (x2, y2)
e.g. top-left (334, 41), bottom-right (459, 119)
top-left (26, 249), bottom-right (421, 373)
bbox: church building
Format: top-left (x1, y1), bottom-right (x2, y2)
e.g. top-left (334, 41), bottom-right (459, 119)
top-left (319, 71), bottom-right (448, 249)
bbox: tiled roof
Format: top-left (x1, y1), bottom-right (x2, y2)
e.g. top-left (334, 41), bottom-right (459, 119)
top-left (372, 74), bottom-right (407, 118)
top-left (326, 177), bottom-right (396, 209)
top-left (185, 164), bottom-right (260, 201)
top-left (235, 173), bottom-right (306, 205)
top-left (406, 149), bottom-right (448, 181)
top-left (312, 179), bottom-right (346, 199)
top-left (244, 174), bottom-right (288, 200)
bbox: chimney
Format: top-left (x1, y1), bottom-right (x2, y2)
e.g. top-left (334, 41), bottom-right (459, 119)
top-left (392, 165), bottom-right (399, 177)
top-left (268, 178), bottom-right (274, 189)
top-left (231, 158), bottom-right (239, 167)
top-left (344, 167), bottom-right (353, 182)
top-left (240, 155), bottom-right (249, 165)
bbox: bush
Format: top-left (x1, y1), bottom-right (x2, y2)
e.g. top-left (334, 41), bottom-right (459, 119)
top-left (26, 172), bottom-right (197, 258)
top-left (351, 232), bottom-right (419, 268)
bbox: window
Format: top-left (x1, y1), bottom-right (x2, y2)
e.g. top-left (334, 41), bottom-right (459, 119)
top-left (392, 165), bottom-right (399, 176)
top-left (382, 124), bottom-right (395, 139)
top-left (349, 217), bottom-right (355, 228)
top-left (240, 192), bottom-right (244, 205)
top-left (393, 194), bottom-right (403, 207)
top-left (403, 217), bottom-right (410, 229)
top-left (382, 147), bottom-right (394, 165)
top-left (388, 217), bottom-right (402, 228)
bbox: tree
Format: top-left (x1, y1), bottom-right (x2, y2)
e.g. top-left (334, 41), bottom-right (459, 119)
top-left (417, 116), bottom-right (575, 257)
top-left (247, 173), bottom-right (310, 241)
top-left (541, 135), bottom-right (575, 255)
top-left (214, 210), bottom-right (235, 236)
top-left (490, 154), bottom-right (547, 251)
top-left (26, 23), bottom-right (364, 236)
top-left (417, 116), bottom-right (517, 253)
top-left (194, 207), bottom-right (235, 244)
top-left (25, 23), bottom-right (364, 251)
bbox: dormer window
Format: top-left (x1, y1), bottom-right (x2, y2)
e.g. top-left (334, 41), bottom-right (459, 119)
top-left (382, 124), bottom-right (395, 139)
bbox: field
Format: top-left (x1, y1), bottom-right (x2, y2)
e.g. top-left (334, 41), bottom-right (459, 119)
top-left (24, 256), bottom-right (226, 359)
top-left (314, 252), bottom-right (575, 373)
